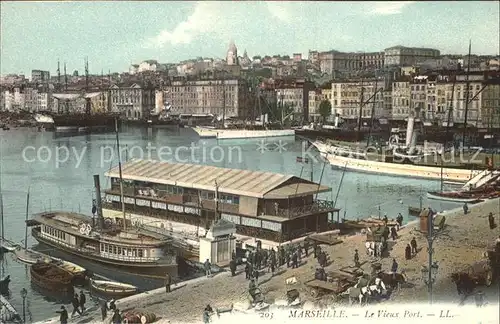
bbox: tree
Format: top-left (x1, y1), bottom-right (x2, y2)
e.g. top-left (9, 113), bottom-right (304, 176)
top-left (318, 100), bottom-right (332, 123)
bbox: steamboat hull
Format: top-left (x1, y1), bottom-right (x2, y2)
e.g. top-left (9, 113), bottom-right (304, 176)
top-left (193, 127), bottom-right (295, 140)
top-left (324, 153), bottom-right (480, 182)
top-left (52, 114), bottom-right (117, 130)
top-left (295, 128), bottom-right (389, 142)
top-left (31, 228), bottom-right (178, 279)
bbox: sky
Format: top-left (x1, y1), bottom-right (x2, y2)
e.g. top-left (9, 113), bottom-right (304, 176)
top-left (1, 1), bottom-right (499, 76)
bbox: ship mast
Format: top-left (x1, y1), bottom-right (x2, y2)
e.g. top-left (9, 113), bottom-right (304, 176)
top-left (114, 118), bottom-right (127, 230)
top-left (440, 74), bottom-right (457, 192)
top-left (222, 71), bottom-right (226, 128)
top-left (57, 60), bottom-right (61, 88)
top-left (357, 55), bottom-right (365, 142)
top-left (461, 40), bottom-right (472, 148)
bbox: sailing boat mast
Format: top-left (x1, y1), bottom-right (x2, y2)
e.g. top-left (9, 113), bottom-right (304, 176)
top-left (366, 72), bottom-right (380, 147)
top-left (114, 118), bottom-right (127, 230)
top-left (461, 40), bottom-right (472, 147)
top-left (440, 74), bottom-right (457, 192)
top-left (357, 59), bottom-right (365, 135)
top-left (221, 71), bottom-right (226, 128)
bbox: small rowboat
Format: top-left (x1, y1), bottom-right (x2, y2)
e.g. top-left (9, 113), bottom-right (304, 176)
top-left (90, 279), bottom-right (138, 298)
top-left (0, 241), bottom-right (17, 253)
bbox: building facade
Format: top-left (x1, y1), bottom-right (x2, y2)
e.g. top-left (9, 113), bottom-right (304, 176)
top-left (331, 79), bottom-right (386, 120)
top-left (109, 83), bottom-right (155, 119)
top-left (384, 46), bottom-right (440, 67)
top-left (275, 78), bottom-right (315, 122)
top-left (31, 70), bottom-right (50, 83)
top-left (391, 81), bottom-right (411, 120)
top-left (481, 80), bottom-right (500, 128)
top-left (161, 78), bottom-right (250, 119)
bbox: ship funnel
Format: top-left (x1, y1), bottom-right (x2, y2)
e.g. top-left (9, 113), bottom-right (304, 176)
top-left (93, 174), bottom-right (104, 229)
top-left (405, 116), bottom-right (415, 148)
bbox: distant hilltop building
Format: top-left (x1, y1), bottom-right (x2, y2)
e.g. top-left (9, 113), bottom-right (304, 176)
top-left (384, 45), bottom-right (440, 67)
top-left (129, 60), bottom-right (167, 75)
top-left (226, 40), bottom-right (238, 66)
top-left (31, 70), bottom-right (50, 82)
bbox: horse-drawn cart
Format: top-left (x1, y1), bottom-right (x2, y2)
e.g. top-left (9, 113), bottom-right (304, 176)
top-left (462, 260), bottom-right (494, 287)
top-left (304, 271), bottom-right (356, 299)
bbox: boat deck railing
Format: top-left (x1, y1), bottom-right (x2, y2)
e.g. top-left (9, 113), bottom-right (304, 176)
top-left (33, 228), bottom-right (176, 264)
top-left (275, 200), bottom-right (338, 219)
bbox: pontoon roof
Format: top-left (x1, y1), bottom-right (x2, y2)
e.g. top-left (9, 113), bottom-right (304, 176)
top-left (104, 159), bottom-right (331, 198)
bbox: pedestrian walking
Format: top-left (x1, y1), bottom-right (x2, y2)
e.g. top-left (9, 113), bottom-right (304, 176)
top-left (304, 240), bottom-right (309, 256)
top-left (56, 306), bottom-right (68, 324)
top-left (245, 263), bottom-right (250, 279)
top-left (391, 227), bottom-right (398, 240)
top-left (229, 259), bottom-right (237, 276)
top-left (204, 259), bottom-right (212, 277)
top-left (391, 258), bottom-right (398, 273)
top-left (410, 237), bottom-right (417, 255)
top-left (71, 293), bottom-right (82, 317)
top-left (79, 291), bottom-right (86, 313)
top-left (488, 212), bottom-right (497, 229)
top-left (405, 244), bottom-right (412, 260)
top-left (354, 249), bottom-right (360, 267)
top-left (292, 252), bottom-right (298, 269)
top-left (165, 272), bottom-right (172, 293)
top-left (112, 309), bottom-right (122, 324)
top-left (100, 299), bottom-right (108, 321)
top-left (463, 202), bottom-right (469, 214)
top-left (253, 269), bottom-right (259, 284)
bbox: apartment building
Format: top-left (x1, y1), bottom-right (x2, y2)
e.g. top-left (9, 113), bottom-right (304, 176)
top-left (109, 82), bottom-right (155, 119)
top-left (161, 78), bottom-right (251, 119)
top-left (331, 79), bottom-right (386, 120)
top-left (384, 46), bottom-right (440, 67)
top-left (85, 92), bottom-right (111, 113)
top-left (481, 79), bottom-right (500, 127)
top-left (391, 81), bottom-right (411, 120)
top-left (275, 78), bottom-right (315, 122)
top-left (31, 70), bottom-right (50, 83)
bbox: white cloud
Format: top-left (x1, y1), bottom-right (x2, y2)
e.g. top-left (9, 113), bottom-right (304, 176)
top-left (266, 3), bottom-right (292, 22)
top-left (144, 2), bottom-right (298, 49)
top-left (369, 1), bottom-right (415, 15)
top-left (144, 2), bottom-right (221, 48)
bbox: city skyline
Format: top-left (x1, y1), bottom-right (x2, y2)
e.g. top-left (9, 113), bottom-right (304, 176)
top-left (1, 1), bottom-right (499, 75)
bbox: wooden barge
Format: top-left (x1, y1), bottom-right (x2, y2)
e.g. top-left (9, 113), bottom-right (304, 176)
top-left (30, 262), bottom-right (74, 294)
top-left (102, 159), bottom-right (339, 246)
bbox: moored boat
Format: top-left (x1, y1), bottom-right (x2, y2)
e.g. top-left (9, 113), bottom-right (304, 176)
top-left (408, 206), bottom-right (422, 216)
top-left (426, 191), bottom-right (488, 203)
top-left (30, 262), bottom-right (74, 294)
top-left (0, 295), bottom-right (22, 323)
top-left (90, 279), bottom-right (138, 298)
top-left (192, 127), bottom-right (295, 140)
top-left (51, 258), bottom-right (88, 286)
top-left (0, 275), bottom-right (10, 295)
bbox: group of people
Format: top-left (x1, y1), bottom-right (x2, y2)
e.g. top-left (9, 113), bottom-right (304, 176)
top-left (56, 292), bottom-right (122, 324)
top-left (405, 237), bottom-right (418, 260)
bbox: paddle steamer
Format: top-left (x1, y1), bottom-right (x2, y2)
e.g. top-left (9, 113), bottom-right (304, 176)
top-left (27, 174), bottom-right (179, 278)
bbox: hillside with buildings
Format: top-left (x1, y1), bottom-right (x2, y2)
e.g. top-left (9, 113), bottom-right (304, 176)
top-left (1, 42), bottom-right (499, 127)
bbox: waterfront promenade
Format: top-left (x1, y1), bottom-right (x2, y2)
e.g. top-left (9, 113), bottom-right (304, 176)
top-left (41, 198), bottom-right (500, 323)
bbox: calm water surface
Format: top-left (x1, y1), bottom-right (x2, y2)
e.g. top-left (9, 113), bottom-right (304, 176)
top-left (0, 126), bottom-right (458, 322)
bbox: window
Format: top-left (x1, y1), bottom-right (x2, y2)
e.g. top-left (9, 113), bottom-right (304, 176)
top-left (117, 247), bottom-right (122, 255)
top-left (200, 191), bottom-right (215, 200)
top-left (220, 194), bottom-right (240, 205)
top-left (167, 186), bottom-right (184, 195)
top-left (113, 246), bottom-right (117, 254)
top-left (138, 249), bottom-right (143, 257)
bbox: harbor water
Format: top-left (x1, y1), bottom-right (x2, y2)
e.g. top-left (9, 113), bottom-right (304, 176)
top-left (0, 126), bottom-right (460, 322)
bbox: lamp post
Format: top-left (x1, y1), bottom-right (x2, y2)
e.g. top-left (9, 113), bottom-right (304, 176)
top-left (421, 261), bottom-right (439, 304)
top-left (415, 208), bottom-right (447, 304)
top-left (20, 288), bottom-right (27, 323)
